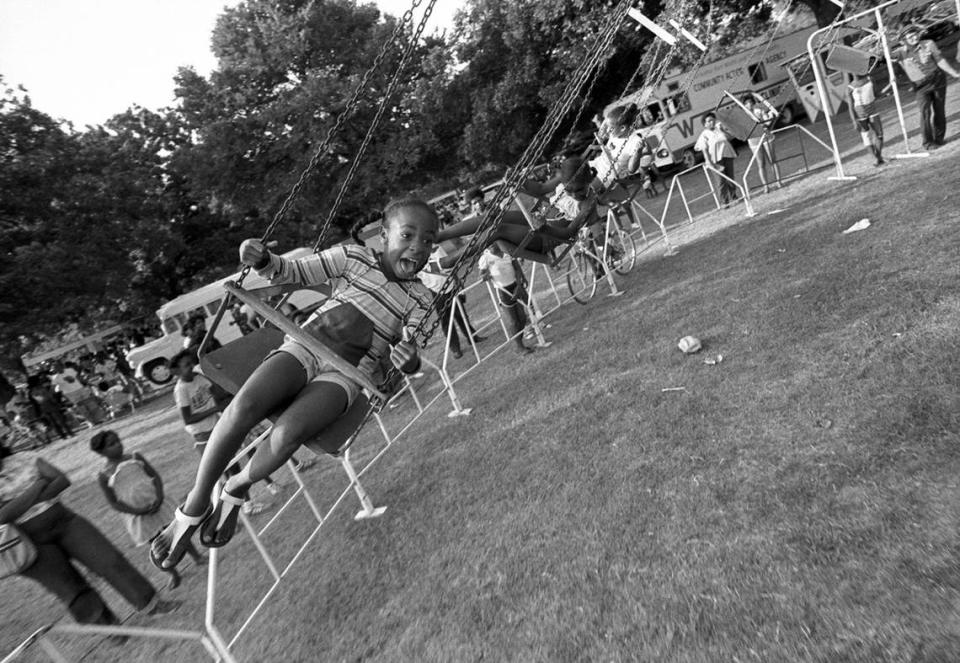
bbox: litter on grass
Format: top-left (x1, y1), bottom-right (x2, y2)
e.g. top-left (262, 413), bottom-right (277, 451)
top-left (662, 387), bottom-right (686, 392)
top-left (678, 336), bottom-right (702, 353)
top-left (842, 218), bottom-right (871, 234)
top-left (703, 354), bottom-right (723, 365)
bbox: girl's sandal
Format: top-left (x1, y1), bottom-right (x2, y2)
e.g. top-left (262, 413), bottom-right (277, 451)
top-left (200, 488), bottom-right (248, 548)
top-left (149, 506), bottom-right (211, 570)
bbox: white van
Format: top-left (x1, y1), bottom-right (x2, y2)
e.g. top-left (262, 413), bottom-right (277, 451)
top-left (604, 19), bottom-right (817, 169)
top-left (126, 247), bottom-right (328, 385)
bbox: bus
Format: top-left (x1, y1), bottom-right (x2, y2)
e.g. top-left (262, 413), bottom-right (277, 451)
top-left (603, 19), bottom-right (818, 170)
top-left (126, 247), bottom-right (329, 385)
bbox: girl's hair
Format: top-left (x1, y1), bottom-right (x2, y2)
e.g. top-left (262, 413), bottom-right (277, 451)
top-left (606, 104), bottom-right (639, 129)
top-left (702, 112), bottom-right (717, 124)
top-left (90, 430), bottom-right (118, 452)
top-left (741, 95), bottom-right (755, 105)
top-left (382, 198), bottom-right (439, 228)
top-left (348, 209), bottom-right (382, 247)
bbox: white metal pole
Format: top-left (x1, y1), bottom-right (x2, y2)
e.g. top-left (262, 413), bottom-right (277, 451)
top-left (806, 28), bottom-right (855, 180)
top-left (875, 8), bottom-right (926, 158)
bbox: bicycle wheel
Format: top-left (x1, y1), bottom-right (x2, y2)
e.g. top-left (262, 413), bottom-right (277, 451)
top-left (607, 229), bottom-right (637, 274)
top-left (565, 251), bottom-right (599, 304)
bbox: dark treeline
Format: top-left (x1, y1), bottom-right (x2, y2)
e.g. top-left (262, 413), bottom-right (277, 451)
top-left (1, 0), bottom-right (835, 356)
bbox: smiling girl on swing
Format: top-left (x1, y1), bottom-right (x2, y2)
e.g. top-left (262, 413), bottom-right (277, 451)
top-left (150, 199), bottom-right (437, 570)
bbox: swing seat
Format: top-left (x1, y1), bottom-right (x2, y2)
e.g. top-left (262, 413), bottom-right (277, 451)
top-left (200, 327), bottom-right (372, 456)
top-left (714, 105), bottom-right (757, 142)
top-left (825, 44), bottom-right (878, 76)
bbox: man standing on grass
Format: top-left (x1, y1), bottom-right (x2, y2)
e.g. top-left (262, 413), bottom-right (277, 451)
top-left (894, 24), bottom-right (960, 150)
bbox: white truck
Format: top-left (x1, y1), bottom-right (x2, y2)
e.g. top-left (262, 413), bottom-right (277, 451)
top-left (126, 247), bottom-right (328, 385)
top-left (604, 19), bottom-right (818, 169)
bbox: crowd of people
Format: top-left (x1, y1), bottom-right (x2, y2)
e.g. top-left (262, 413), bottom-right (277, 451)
top-left (2, 347), bottom-right (144, 451)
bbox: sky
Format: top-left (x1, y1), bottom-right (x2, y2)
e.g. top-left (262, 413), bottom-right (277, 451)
top-left (0, 0), bottom-right (463, 128)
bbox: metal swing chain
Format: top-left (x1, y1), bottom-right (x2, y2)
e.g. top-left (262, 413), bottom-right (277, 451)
top-left (314, 0), bottom-right (438, 252)
top-left (407, 0), bottom-right (635, 349)
top-left (555, 13), bottom-right (635, 156)
top-left (235, 0), bottom-right (425, 287)
top-left (596, 39), bottom-right (678, 178)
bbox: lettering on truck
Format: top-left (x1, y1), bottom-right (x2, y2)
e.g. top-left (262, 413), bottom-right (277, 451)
top-left (674, 117), bottom-right (698, 139)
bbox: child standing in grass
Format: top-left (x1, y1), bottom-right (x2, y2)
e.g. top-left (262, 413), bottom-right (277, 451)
top-left (478, 245), bottom-right (534, 355)
top-left (91, 430), bottom-right (204, 589)
top-left (694, 113), bottom-right (739, 206)
top-left (848, 73), bottom-right (884, 166)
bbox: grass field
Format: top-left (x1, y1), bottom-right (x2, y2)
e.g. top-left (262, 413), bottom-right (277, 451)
top-left (5, 98), bottom-right (960, 661)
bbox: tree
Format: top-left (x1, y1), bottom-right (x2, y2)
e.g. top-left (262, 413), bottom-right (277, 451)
top-left (172, 0), bottom-right (447, 246)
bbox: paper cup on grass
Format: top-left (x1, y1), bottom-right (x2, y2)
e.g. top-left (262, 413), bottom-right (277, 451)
top-left (678, 336), bottom-right (702, 354)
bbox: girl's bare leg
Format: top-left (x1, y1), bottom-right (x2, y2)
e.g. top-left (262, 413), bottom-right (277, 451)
top-left (182, 353), bottom-right (307, 516)
top-left (223, 382), bottom-right (349, 494)
top-left (764, 141), bottom-right (781, 185)
top-left (756, 147), bottom-right (769, 193)
top-left (436, 212), bottom-right (531, 242)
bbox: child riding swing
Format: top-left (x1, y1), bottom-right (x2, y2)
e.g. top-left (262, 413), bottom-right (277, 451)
top-left (150, 199), bottom-right (438, 569)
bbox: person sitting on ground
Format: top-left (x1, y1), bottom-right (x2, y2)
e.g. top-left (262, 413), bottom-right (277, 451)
top-left (479, 244), bottom-right (534, 355)
top-left (847, 74), bottom-right (885, 167)
top-left (432, 157), bottom-right (602, 260)
top-left (0, 444), bottom-right (178, 623)
top-left (91, 430), bottom-right (205, 590)
top-left (741, 94), bottom-right (782, 191)
top-left (694, 113), bottom-right (739, 206)
top-left (150, 199), bottom-right (436, 570)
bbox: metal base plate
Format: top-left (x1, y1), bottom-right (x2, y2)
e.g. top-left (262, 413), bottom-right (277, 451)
top-left (355, 506), bottom-right (387, 520)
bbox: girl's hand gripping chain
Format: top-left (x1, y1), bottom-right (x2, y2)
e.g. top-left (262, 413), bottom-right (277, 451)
top-left (390, 327), bottom-right (419, 373)
top-left (239, 239), bottom-right (279, 269)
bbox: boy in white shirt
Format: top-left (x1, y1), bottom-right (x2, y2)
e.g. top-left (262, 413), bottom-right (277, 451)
top-left (478, 246), bottom-right (534, 355)
top-left (694, 113), bottom-right (739, 205)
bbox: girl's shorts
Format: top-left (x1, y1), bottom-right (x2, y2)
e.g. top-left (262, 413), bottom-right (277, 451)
top-left (270, 339), bottom-right (361, 410)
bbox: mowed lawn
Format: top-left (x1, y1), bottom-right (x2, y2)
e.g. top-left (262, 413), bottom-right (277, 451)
top-left (6, 144), bottom-right (960, 662)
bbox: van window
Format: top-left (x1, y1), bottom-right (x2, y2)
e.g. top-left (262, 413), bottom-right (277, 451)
top-left (663, 91), bottom-right (691, 116)
top-left (640, 102), bottom-right (664, 126)
top-left (206, 299), bottom-right (222, 316)
top-left (749, 62), bottom-right (768, 85)
top-left (162, 318), bottom-right (179, 335)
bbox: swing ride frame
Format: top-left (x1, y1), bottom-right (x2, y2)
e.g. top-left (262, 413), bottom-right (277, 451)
top-left (805, 0), bottom-right (943, 181)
